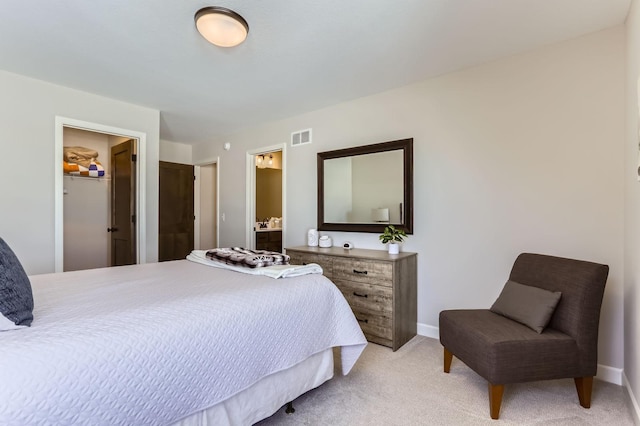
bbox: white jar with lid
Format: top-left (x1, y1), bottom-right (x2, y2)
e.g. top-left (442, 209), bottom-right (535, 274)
top-left (319, 236), bottom-right (332, 248)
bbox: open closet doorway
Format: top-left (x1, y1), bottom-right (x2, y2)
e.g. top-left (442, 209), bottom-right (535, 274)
top-left (246, 145), bottom-right (286, 252)
top-left (54, 117), bottom-right (147, 273)
top-left (62, 128), bottom-right (137, 271)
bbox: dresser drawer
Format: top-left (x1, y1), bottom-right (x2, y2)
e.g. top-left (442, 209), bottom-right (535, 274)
top-left (334, 279), bottom-right (392, 314)
top-left (351, 307), bottom-right (392, 342)
top-left (333, 258), bottom-right (392, 287)
top-left (287, 252), bottom-right (333, 277)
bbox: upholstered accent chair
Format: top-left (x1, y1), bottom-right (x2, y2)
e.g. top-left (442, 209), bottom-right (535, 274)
top-left (439, 253), bottom-right (609, 420)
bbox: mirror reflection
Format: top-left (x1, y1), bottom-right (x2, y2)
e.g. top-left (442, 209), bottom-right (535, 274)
top-left (324, 150), bottom-right (404, 224)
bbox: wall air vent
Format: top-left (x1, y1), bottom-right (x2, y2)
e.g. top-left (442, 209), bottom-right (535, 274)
top-left (291, 128), bottom-right (312, 147)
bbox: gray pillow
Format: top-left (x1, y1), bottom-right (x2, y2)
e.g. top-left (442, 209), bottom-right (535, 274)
top-left (0, 238), bottom-right (34, 331)
top-left (489, 280), bottom-right (561, 333)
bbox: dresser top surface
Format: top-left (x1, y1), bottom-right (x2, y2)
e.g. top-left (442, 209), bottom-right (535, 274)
top-left (285, 246), bottom-right (416, 261)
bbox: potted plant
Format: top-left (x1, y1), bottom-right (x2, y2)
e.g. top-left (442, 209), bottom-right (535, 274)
top-left (379, 225), bottom-right (407, 254)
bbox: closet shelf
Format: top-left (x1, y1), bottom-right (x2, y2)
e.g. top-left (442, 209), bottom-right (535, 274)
top-left (63, 174), bottom-right (111, 181)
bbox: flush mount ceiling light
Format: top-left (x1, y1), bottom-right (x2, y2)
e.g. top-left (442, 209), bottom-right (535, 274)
top-left (195, 6), bottom-right (249, 48)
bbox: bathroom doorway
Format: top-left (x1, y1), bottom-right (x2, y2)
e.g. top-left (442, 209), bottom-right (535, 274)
top-left (246, 145), bottom-right (286, 252)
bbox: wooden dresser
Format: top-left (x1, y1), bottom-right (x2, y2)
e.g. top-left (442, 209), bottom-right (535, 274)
top-left (285, 246), bottom-right (417, 351)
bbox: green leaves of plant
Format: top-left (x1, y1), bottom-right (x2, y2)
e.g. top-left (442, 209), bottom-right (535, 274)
top-left (379, 225), bottom-right (407, 244)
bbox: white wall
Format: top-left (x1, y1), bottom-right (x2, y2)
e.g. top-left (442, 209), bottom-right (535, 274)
top-left (63, 128), bottom-right (110, 271)
top-left (63, 176), bottom-right (110, 271)
top-left (0, 69), bottom-right (160, 274)
top-left (198, 163), bottom-right (217, 250)
top-left (625, 1), bottom-right (640, 422)
top-left (160, 139), bottom-right (193, 164)
top-left (195, 27), bottom-right (625, 372)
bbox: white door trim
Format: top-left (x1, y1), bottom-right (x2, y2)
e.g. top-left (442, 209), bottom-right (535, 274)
top-left (54, 116), bottom-right (147, 272)
top-left (245, 144), bottom-right (286, 250)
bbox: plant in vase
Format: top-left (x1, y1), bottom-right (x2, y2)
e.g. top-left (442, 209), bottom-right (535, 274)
top-left (379, 225), bottom-right (407, 254)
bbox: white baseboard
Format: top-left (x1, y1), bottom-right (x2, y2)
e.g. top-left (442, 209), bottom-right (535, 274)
top-left (623, 373), bottom-right (640, 425)
top-left (417, 322), bottom-right (623, 385)
top-left (596, 364), bottom-right (623, 385)
top-left (417, 322), bottom-right (439, 340)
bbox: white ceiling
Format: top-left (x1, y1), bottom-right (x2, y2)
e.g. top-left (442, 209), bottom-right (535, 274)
top-left (0, 0), bottom-right (631, 146)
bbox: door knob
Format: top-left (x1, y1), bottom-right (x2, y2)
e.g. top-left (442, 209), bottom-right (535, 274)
top-left (107, 227), bottom-right (119, 232)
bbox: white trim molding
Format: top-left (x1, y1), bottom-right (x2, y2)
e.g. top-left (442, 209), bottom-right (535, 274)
top-left (194, 166), bottom-right (201, 250)
top-left (417, 322), bottom-right (439, 340)
top-left (596, 364), bottom-right (623, 386)
top-left (417, 322), bottom-right (623, 385)
top-left (624, 373), bottom-right (640, 425)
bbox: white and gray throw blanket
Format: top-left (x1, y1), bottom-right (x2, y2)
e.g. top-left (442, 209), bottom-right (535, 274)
top-left (188, 250), bottom-right (322, 279)
top-left (206, 247), bottom-right (289, 268)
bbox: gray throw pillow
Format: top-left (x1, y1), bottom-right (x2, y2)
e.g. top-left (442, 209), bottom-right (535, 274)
top-left (0, 238), bottom-right (34, 331)
top-left (489, 280), bottom-right (561, 333)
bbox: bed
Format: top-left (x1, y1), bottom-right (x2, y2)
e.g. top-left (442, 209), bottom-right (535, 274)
top-left (0, 257), bottom-right (367, 425)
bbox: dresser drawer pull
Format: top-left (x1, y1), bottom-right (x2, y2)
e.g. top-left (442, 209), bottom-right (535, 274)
top-left (357, 317), bottom-right (369, 324)
top-left (353, 269), bottom-right (368, 275)
top-left (353, 291), bottom-right (368, 298)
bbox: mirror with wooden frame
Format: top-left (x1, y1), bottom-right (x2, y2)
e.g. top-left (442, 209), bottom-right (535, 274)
top-left (317, 138), bottom-right (413, 234)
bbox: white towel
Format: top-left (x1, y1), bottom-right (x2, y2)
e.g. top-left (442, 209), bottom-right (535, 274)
top-left (186, 250), bottom-right (323, 279)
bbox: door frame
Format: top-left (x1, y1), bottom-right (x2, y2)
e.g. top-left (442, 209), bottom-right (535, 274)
top-left (54, 116), bottom-right (147, 272)
top-left (245, 144), bottom-right (286, 249)
top-left (194, 156), bottom-right (220, 250)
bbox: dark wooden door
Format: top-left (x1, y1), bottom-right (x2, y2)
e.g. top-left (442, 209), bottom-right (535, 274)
top-left (159, 161), bottom-right (194, 261)
top-left (110, 139), bottom-right (137, 266)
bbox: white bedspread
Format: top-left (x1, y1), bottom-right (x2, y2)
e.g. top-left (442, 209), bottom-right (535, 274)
top-left (0, 260), bottom-right (367, 426)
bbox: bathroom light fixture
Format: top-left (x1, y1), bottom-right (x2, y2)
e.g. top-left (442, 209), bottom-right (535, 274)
top-left (268, 154), bottom-right (273, 166)
top-left (195, 6), bottom-right (249, 47)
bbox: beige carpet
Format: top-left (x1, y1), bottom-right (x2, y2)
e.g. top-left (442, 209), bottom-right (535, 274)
top-left (257, 336), bottom-right (635, 425)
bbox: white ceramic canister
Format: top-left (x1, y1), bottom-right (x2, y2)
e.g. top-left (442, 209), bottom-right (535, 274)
top-left (319, 235), bottom-right (332, 248)
top-left (307, 229), bottom-right (319, 247)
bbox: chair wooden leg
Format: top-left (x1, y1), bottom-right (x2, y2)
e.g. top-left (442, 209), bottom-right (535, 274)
top-left (443, 347), bottom-right (453, 373)
top-left (488, 383), bottom-right (504, 420)
top-left (574, 377), bottom-right (593, 408)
